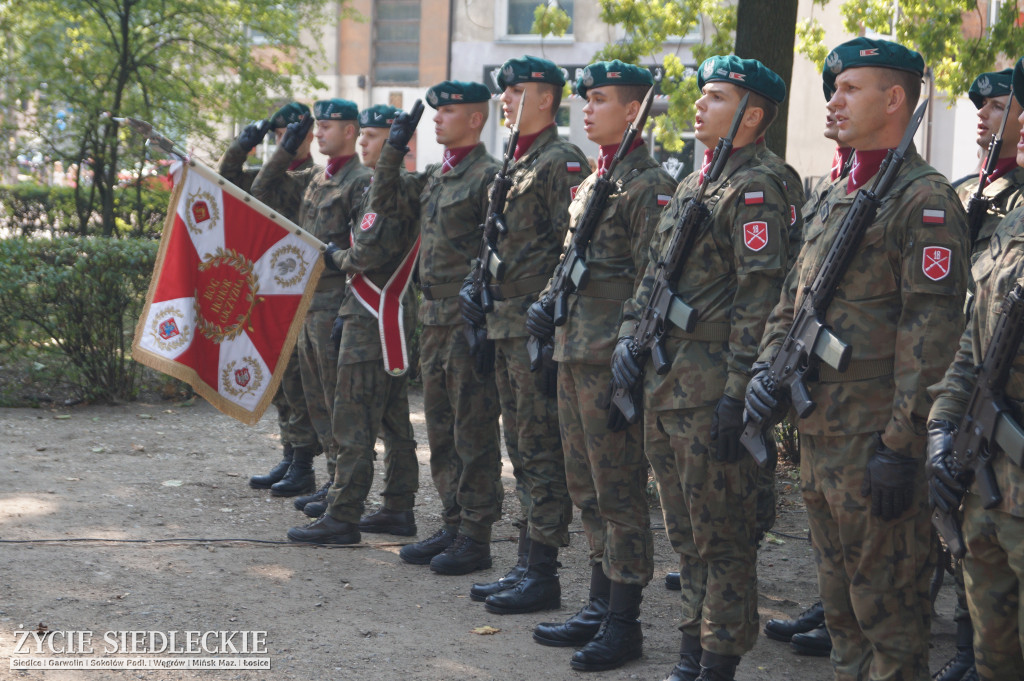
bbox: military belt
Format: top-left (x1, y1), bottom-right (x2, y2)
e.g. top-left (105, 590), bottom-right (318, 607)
top-left (316, 275), bottom-right (346, 292)
top-left (420, 281), bottom-right (463, 300)
top-left (817, 357), bottom-right (894, 383)
top-left (576, 281), bottom-right (634, 301)
top-left (486, 274), bottom-right (549, 300)
top-left (674, 321), bottom-right (730, 343)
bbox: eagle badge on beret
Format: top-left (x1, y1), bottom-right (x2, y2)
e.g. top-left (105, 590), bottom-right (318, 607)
top-left (427, 90), bottom-right (439, 106)
top-left (702, 60), bottom-right (714, 79)
top-left (582, 67), bottom-right (594, 88)
top-left (826, 51), bottom-right (843, 74)
top-left (503, 65), bottom-right (515, 82)
top-left (978, 76), bottom-right (993, 96)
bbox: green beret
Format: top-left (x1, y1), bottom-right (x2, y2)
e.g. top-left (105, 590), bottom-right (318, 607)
top-left (575, 60), bottom-right (653, 99)
top-left (969, 69), bottom-right (1014, 108)
top-left (1014, 57), bottom-right (1024, 108)
top-left (697, 55), bottom-right (787, 104)
top-left (822, 38), bottom-right (924, 101)
top-left (497, 55), bottom-right (565, 91)
top-left (269, 102), bottom-right (310, 129)
top-left (425, 81), bottom-right (492, 109)
top-left (313, 99), bottom-right (358, 121)
top-left (359, 104), bottom-right (401, 128)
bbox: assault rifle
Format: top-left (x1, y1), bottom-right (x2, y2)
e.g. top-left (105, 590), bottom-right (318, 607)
top-left (965, 84), bottom-right (1015, 244)
top-left (608, 93), bottom-right (750, 425)
top-left (526, 86), bottom-right (655, 371)
top-left (739, 99), bottom-right (929, 466)
top-left (932, 282), bottom-right (1024, 558)
top-left (463, 91), bottom-right (527, 353)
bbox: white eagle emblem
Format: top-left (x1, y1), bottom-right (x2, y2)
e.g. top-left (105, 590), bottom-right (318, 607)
top-left (826, 51), bottom-right (843, 74)
top-left (977, 76), bottom-right (993, 96)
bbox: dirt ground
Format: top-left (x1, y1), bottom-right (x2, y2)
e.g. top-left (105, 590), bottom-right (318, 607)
top-left (0, 388), bottom-right (959, 680)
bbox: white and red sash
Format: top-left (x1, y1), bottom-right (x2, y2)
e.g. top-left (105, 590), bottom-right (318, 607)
top-left (347, 236), bottom-right (421, 375)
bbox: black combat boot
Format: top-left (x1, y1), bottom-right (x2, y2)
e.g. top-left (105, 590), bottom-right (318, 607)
top-left (533, 563), bottom-right (610, 647)
top-left (358, 507), bottom-right (417, 536)
top-left (763, 600), bottom-right (825, 642)
top-left (665, 571), bottom-right (681, 590)
top-left (570, 582), bottom-right (643, 671)
top-left (249, 444), bottom-right (293, 489)
top-left (470, 526), bottom-right (529, 601)
top-left (286, 514), bottom-right (360, 545)
top-left (269, 445), bottom-right (316, 497)
top-left (484, 540), bottom-right (560, 614)
top-left (790, 624), bottom-right (832, 656)
top-left (429, 534), bottom-right (492, 575)
top-left (932, 618), bottom-right (978, 681)
top-left (294, 480), bottom-right (331, 511)
top-left (695, 650), bottom-right (740, 681)
top-left (664, 632), bottom-right (703, 681)
top-left (399, 526), bottom-right (456, 565)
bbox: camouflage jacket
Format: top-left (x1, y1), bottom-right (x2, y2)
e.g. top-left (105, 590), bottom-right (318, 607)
top-left (759, 147), bottom-right (969, 453)
top-left (329, 176), bottom-right (420, 365)
top-left (548, 144), bottom-right (675, 364)
top-left (755, 140), bottom-right (806, 250)
top-left (253, 148), bottom-right (372, 310)
top-left (216, 141), bottom-right (313, 221)
top-left (621, 142), bottom-right (792, 409)
top-left (930, 206), bottom-right (1024, 516)
top-left (485, 125), bottom-right (589, 339)
top-left (954, 165), bottom-right (1024, 262)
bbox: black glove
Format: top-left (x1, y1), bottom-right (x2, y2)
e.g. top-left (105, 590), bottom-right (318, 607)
top-left (526, 300), bottom-right (555, 340)
top-left (610, 337), bottom-right (640, 392)
top-left (238, 119), bottom-right (271, 152)
top-left (744, 361), bottom-right (778, 425)
top-left (861, 437), bottom-right (917, 520)
top-left (473, 338), bottom-right (495, 376)
top-left (281, 115), bottom-right (313, 155)
top-left (388, 99), bottom-right (424, 152)
top-left (926, 419), bottom-right (966, 513)
top-left (459, 279), bottom-right (485, 327)
top-left (710, 395), bottom-right (745, 463)
top-left (323, 242), bottom-right (341, 272)
top-left (330, 316), bottom-right (343, 354)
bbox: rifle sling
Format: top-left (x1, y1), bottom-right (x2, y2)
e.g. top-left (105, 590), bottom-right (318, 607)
top-left (817, 357), bottom-right (894, 383)
top-left (575, 281), bottom-right (635, 301)
top-left (420, 281), bottom-right (464, 300)
top-left (672, 321), bottom-right (730, 343)
top-left (486, 274), bottom-right (549, 300)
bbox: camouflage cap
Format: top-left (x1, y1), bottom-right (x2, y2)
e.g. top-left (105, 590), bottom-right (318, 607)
top-left (358, 104), bottom-right (401, 128)
top-left (425, 81), bottom-right (492, 109)
top-left (822, 37), bottom-right (924, 101)
top-left (1014, 56), bottom-right (1024, 107)
top-left (269, 102), bottom-right (311, 129)
top-left (313, 98), bottom-right (358, 121)
top-left (496, 55), bottom-right (565, 91)
top-left (697, 55), bottom-right (787, 104)
top-left (575, 60), bottom-right (653, 99)
top-left (968, 69), bottom-right (1013, 108)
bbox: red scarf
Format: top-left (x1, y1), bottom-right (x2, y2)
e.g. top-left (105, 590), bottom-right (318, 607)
top-left (846, 149), bottom-right (889, 194)
top-left (442, 145), bottom-right (476, 174)
top-left (514, 123), bottom-right (555, 160)
top-left (289, 155), bottom-right (311, 172)
top-left (697, 145), bottom-right (741, 183)
top-left (598, 139), bottom-right (644, 176)
top-left (325, 155), bottom-right (354, 179)
top-left (982, 156), bottom-right (1019, 185)
top-left (830, 147), bottom-right (853, 181)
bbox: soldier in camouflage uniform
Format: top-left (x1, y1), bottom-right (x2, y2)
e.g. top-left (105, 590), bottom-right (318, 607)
top-left (457, 56), bottom-right (587, 614)
top-left (373, 81), bottom-right (504, 575)
top-left (252, 99), bottom-right (373, 499)
top-left (928, 58), bottom-right (1024, 681)
top-left (612, 56), bottom-right (793, 681)
top-left (746, 39), bottom-right (970, 681)
top-left (286, 104), bottom-right (421, 544)
top-left (217, 102), bottom-right (322, 494)
top-left (522, 60), bottom-right (676, 672)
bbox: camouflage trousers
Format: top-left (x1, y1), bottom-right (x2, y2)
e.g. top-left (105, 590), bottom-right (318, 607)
top-left (272, 347), bottom-right (318, 449)
top-left (420, 324), bottom-right (503, 544)
top-left (755, 440), bottom-right (778, 540)
top-left (801, 432), bottom-right (933, 681)
top-left (297, 303), bottom-right (341, 478)
top-left (324, 358), bottom-right (419, 522)
top-left (962, 492), bottom-right (1024, 680)
top-left (559, 361), bottom-right (651, 585)
top-left (645, 406), bottom-right (760, 656)
top-left (493, 337), bottom-right (571, 547)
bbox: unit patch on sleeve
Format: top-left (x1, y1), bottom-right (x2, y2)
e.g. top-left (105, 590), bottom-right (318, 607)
top-left (360, 212), bottom-right (377, 231)
top-left (743, 221), bottom-right (769, 252)
top-left (922, 246), bottom-right (951, 281)
top-left (658, 194), bottom-right (671, 207)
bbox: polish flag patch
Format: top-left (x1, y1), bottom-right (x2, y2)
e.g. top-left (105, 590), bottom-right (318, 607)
top-left (923, 209), bottom-right (946, 224)
top-left (360, 212), bottom-right (377, 231)
top-left (744, 191), bottom-right (764, 205)
top-left (859, 48), bottom-right (879, 57)
top-left (657, 194), bottom-right (671, 207)
top-left (729, 72), bottom-right (746, 82)
top-left (743, 221), bottom-right (769, 252)
top-left (922, 246), bottom-right (951, 281)
top-left (566, 161), bottom-right (582, 173)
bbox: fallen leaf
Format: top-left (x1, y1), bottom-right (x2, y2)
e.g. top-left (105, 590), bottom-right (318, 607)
top-left (54, 415), bottom-right (71, 420)
top-left (764, 533), bottom-right (785, 545)
top-left (137, 414), bottom-right (153, 420)
top-left (162, 480), bottom-right (184, 487)
top-left (65, 477), bottom-right (80, 482)
top-left (471, 626), bottom-right (500, 635)
top-left (91, 447), bottom-right (105, 453)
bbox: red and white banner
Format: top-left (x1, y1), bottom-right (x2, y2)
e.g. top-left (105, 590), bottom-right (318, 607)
top-left (133, 161), bottom-right (323, 425)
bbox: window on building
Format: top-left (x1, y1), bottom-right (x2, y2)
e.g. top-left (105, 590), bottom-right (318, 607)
top-left (374, 0), bottom-right (420, 84)
top-left (504, 0), bottom-right (573, 37)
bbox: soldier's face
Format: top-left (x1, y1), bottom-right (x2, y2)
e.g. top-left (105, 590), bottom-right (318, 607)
top-left (582, 86), bottom-right (632, 147)
top-left (433, 104), bottom-right (474, 148)
top-left (358, 127), bottom-right (389, 169)
top-left (315, 120), bottom-right (352, 158)
top-left (693, 82), bottom-right (744, 147)
top-left (827, 68), bottom-right (891, 150)
top-left (500, 83), bottom-right (526, 128)
top-left (977, 95), bottom-right (1010, 148)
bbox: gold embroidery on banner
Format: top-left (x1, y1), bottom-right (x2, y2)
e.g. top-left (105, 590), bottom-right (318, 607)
top-left (194, 248), bottom-right (260, 344)
top-left (270, 244), bottom-right (309, 288)
top-left (148, 307), bottom-right (192, 352)
top-left (221, 356), bottom-right (264, 399)
top-left (184, 188), bottom-right (221, 235)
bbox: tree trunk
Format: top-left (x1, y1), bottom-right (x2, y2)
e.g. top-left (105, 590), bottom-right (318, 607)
top-left (734, 0), bottom-right (799, 159)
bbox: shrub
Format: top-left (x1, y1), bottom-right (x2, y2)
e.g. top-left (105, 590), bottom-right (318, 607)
top-left (0, 184), bottom-right (171, 237)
